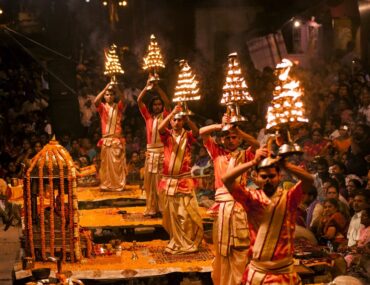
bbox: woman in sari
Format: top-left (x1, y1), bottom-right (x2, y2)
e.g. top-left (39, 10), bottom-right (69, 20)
top-left (311, 198), bottom-right (348, 249)
top-left (303, 128), bottom-right (330, 162)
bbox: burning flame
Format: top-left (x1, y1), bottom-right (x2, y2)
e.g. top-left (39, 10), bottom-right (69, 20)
top-left (104, 44), bottom-right (124, 76)
top-left (221, 52), bottom-right (253, 105)
top-left (143, 34), bottom-right (165, 71)
top-left (266, 58), bottom-right (309, 130)
top-left (173, 60), bottom-right (201, 102)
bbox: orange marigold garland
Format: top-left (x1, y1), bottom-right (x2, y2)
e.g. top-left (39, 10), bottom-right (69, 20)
top-left (38, 158), bottom-right (46, 261)
top-left (71, 166), bottom-right (82, 260)
top-left (56, 151), bottom-right (66, 263)
top-left (68, 172), bottom-right (74, 262)
top-left (47, 150), bottom-right (55, 257)
top-left (25, 150), bottom-right (42, 260)
top-left (81, 229), bottom-right (92, 258)
top-left (58, 148), bottom-right (75, 262)
top-left (61, 148), bottom-right (82, 261)
top-left (68, 161), bottom-right (75, 262)
top-left (23, 174), bottom-right (28, 250)
top-left (25, 171), bottom-right (34, 259)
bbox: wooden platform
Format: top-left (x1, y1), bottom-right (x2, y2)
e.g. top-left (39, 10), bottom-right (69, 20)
top-left (79, 206), bottom-right (213, 228)
top-left (14, 240), bottom-right (214, 281)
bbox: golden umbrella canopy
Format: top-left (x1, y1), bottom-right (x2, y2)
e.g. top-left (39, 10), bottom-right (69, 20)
top-left (26, 137), bottom-right (75, 178)
top-left (25, 137), bottom-right (82, 263)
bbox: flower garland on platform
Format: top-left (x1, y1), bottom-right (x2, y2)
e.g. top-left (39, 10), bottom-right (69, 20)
top-left (59, 148), bottom-right (81, 262)
top-left (71, 167), bottom-right (83, 260)
top-left (47, 151), bottom-right (55, 257)
top-left (56, 150), bottom-right (66, 263)
top-left (81, 229), bottom-right (93, 258)
top-left (25, 150), bottom-right (43, 259)
top-left (25, 170), bottom-right (34, 259)
top-left (68, 169), bottom-right (74, 262)
top-left (38, 159), bottom-right (46, 261)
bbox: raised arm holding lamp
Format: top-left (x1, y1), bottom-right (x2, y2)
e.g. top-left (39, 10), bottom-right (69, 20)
top-left (94, 83), bottom-right (127, 192)
top-left (221, 147), bottom-right (313, 285)
top-left (200, 112), bottom-right (260, 285)
top-left (137, 79), bottom-right (171, 217)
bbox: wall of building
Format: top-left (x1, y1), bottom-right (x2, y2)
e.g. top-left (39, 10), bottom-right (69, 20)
top-left (195, 5), bottom-right (261, 64)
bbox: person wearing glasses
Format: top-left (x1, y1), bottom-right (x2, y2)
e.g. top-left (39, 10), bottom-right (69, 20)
top-left (94, 83), bottom-right (126, 192)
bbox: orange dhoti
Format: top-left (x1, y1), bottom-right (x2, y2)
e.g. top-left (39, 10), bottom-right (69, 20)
top-left (159, 129), bottom-right (203, 254)
top-left (143, 143), bottom-right (164, 215)
top-left (161, 176), bottom-right (204, 254)
top-left (99, 138), bottom-right (126, 191)
top-left (212, 188), bottom-right (250, 285)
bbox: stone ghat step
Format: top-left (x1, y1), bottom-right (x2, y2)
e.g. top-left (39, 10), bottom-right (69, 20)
top-left (79, 206), bottom-right (213, 229)
top-left (9, 185), bottom-right (145, 206)
top-left (76, 185), bottom-right (144, 203)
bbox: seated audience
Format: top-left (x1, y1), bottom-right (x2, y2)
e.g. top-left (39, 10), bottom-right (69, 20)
top-left (311, 198), bottom-right (348, 249)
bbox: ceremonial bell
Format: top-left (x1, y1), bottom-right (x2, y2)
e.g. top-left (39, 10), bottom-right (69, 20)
top-left (176, 102), bottom-right (194, 117)
top-left (257, 156), bottom-right (281, 169)
top-left (146, 73), bottom-right (160, 91)
top-left (278, 143), bottom-right (303, 157)
top-left (221, 103), bottom-right (247, 133)
top-left (110, 75), bottom-right (119, 85)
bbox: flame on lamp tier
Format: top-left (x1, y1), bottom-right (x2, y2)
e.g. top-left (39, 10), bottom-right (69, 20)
top-left (104, 44), bottom-right (124, 76)
top-left (266, 58), bottom-right (309, 130)
top-left (173, 60), bottom-right (201, 102)
top-left (221, 52), bottom-right (253, 105)
top-left (143, 34), bottom-right (165, 71)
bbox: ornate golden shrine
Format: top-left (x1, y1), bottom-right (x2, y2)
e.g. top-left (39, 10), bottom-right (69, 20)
top-left (24, 138), bottom-right (91, 262)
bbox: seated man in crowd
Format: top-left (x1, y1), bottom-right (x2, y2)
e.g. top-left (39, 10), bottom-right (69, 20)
top-left (304, 186), bottom-right (322, 228)
top-left (127, 151), bottom-right (143, 184)
top-left (345, 207), bottom-right (370, 268)
top-left (347, 190), bottom-right (370, 248)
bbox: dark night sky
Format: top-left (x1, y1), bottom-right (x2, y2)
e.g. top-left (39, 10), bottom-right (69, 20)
top-left (0, 0), bottom-right (325, 51)
top-left (0, 0), bottom-right (328, 94)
